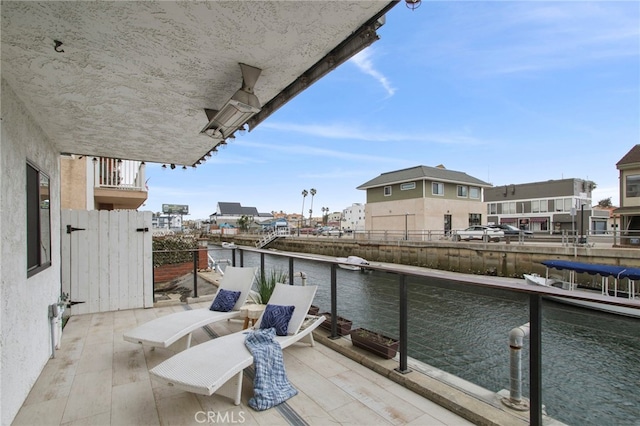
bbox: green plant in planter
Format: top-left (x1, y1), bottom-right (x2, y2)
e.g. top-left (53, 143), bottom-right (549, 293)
top-left (249, 268), bottom-right (288, 304)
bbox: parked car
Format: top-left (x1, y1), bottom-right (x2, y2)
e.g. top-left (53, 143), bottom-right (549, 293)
top-left (454, 225), bottom-right (504, 242)
top-left (490, 224), bottom-right (534, 237)
top-left (312, 226), bottom-right (329, 235)
top-left (320, 226), bottom-right (343, 236)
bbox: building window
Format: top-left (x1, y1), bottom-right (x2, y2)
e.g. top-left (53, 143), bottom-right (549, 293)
top-left (626, 174), bottom-right (640, 198)
top-left (384, 186), bottom-right (392, 196)
top-left (532, 200), bottom-right (540, 213)
top-left (554, 198), bottom-right (572, 212)
top-left (469, 213), bottom-right (482, 226)
top-left (457, 185), bottom-right (468, 198)
top-left (401, 182), bottom-right (416, 191)
top-left (432, 182), bottom-right (444, 196)
top-left (27, 162), bottom-right (51, 277)
top-left (488, 203), bottom-right (497, 215)
top-left (469, 186), bottom-right (480, 199)
top-left (540, 199), bottom-right (548, 213)
top-left (503, 201), bottom-right (516, 214)
top-left (564, 198), bottom-right (573, 212)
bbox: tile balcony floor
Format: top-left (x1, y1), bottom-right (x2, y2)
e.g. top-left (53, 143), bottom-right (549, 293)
top-left (14, 301), bottom-right (479, 426)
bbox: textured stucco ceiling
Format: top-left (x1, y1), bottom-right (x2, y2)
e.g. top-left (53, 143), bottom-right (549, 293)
top-left (1, 1), bottom-right (395, 166)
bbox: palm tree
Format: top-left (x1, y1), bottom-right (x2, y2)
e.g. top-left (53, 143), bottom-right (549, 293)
top-left (300, 190), bottom-right (308, 234)
top-left (236, 215), bottom-right (252, 232)
top-left (309, 188), bottom-right (316, 225)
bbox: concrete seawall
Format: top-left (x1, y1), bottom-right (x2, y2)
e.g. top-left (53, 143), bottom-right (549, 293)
top-left (209, 235), bottom-right (640, 286)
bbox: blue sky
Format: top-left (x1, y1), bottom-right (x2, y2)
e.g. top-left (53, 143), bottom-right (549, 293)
top-left (143, 1), bottom-right (640, 221)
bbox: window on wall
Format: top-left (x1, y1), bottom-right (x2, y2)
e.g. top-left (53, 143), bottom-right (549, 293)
top-left (564, 198), bottom-right (573, 212)
top-left (539, 199), bottom-right (548, 212)
top-left (532, 200), bottom-right (539, 213)
top-left (488, 203), bottom-right (497, 214)
top-left (502, 201), bottom-right (516, 214)
top-left (469, 186), bottom-right (480, 199)
top-left (554, 199), bottom-right (568, 212)
top-left (457, 185), bottom-right (468, 197)
top-left (27, 162), bottom-right (52, 276)
top-left (432, 182), bottom-right (444, 196)
top-left (400, 182), bottom-right (416, 190)
top-left (627, 174), bottom-right (640, 197)
top-left (469, 213), bottom-right (482, 226)
top-left (383, 186), bottom-right (392, 196)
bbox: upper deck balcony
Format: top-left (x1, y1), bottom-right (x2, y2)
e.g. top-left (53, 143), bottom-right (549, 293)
top-left (93, 157), bottom-right (147, 210)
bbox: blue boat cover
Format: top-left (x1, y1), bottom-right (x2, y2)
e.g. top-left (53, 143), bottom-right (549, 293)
top-left (541, 260), bottom-right (640, 281)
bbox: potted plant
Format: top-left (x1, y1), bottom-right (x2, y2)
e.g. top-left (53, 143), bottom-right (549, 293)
top-left (249, 268), bottom-right (288, 304)
top-left (318, 312), bottom-right (352, 336)
top-left (349, 327), bottom-right (399, 359)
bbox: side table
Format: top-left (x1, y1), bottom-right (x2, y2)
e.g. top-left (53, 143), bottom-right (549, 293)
top-left (240, 304), bottom-right (266, 329)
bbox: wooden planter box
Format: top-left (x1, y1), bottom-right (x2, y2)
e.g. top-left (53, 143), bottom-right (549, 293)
top-left (350, 328), bottom-right (399, 359)
top-left (308, 305), bottom-right (320, 316)
top-left (319, 312), bottom-right (352, 336)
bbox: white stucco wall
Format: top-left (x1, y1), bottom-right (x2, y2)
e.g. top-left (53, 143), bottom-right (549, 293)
top-left (1, 78), bottom-right (62, 425)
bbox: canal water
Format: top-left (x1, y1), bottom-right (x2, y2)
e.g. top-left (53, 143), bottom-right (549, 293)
top-left (214, 248), bottom-right (640, 425)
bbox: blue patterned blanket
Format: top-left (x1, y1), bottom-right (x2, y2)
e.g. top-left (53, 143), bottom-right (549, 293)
top-left (244, 328), bottom-right (298, 410)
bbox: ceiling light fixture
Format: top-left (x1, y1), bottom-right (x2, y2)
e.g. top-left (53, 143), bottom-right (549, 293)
top-left (201, 63), bottom-right (262, 139)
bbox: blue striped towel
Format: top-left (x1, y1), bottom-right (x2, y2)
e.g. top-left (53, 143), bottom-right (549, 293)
top-left (244, 328), bottom-right (298, 410)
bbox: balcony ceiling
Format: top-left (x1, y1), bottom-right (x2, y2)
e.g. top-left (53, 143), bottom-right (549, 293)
top-left (1, 1), bottom-right (395, 166)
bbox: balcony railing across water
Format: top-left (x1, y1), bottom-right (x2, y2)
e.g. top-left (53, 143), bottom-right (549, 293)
top-left (229, 246), bottom-right (639, 426)
top-left (154, 245), bottom-right (640, 425)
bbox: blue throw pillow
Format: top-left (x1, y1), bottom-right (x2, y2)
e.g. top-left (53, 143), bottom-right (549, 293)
top-left (259, 304), bottom-right (295, 336)
top-left (210, 289), bottom-right (241, 312)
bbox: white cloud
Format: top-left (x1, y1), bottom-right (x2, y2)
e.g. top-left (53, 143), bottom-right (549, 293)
top-left (350, 48), bottom-right (396, 97)
top-left (260, 122), bottom-right (484, 145)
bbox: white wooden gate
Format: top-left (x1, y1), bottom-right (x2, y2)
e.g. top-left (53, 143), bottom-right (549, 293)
top-left (61, 210), bottom-right (153, 315)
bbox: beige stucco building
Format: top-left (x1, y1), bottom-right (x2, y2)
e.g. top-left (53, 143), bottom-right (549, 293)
top-left (614, 144), bottom-right (640, 246)
top-left (357, 165), bottom-right (492, 236)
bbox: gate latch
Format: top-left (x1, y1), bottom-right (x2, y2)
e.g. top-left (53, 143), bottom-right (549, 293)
top-left (66, 225), bottom-right (86, 234)
top-left (136, 227), bottom-right (149, 232)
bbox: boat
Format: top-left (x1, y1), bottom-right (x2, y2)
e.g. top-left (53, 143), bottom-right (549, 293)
top-left (523, 260), bottom-right (640, 318)
top-left (221, 242), bottom-right (237, 249)
top-left (336, 256), bottom-right (371, 272)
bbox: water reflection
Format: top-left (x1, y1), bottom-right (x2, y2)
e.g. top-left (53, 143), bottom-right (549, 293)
top-left (214, 248), bottom-right (640, 425)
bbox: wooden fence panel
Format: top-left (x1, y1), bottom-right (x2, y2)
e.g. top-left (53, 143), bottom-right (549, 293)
top-left (61, 209), bottom-right (152, 315)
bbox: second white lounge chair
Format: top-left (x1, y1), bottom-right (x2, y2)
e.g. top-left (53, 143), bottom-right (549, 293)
top-left (123, 265), bottom-right (257, 350)
top-left (148, 283), bottom-right (325, 404)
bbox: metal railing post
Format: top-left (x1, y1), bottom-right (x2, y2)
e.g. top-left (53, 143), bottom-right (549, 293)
top-left (192, 250), bottom-right (198, 298)
top-left (530, 294), bottom-right (542, 426)
top-left (289, 257), bottom-right (294, 285)
top-left (396, 274), bottom-right (410, 374)
top-left (231, 248), bottom-right (236, 266)
top-left (239, 249), bottom-right (243, 267)
top-left (330, 263), bottom-right (338, 339)
top-left (260, 253), bottom-right (265, 283)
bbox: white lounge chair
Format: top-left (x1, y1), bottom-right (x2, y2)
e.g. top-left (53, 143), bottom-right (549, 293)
top-left (148, 283), bottom-right (325, 405)
top-left (123, 266), bottom-right (257, 350)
